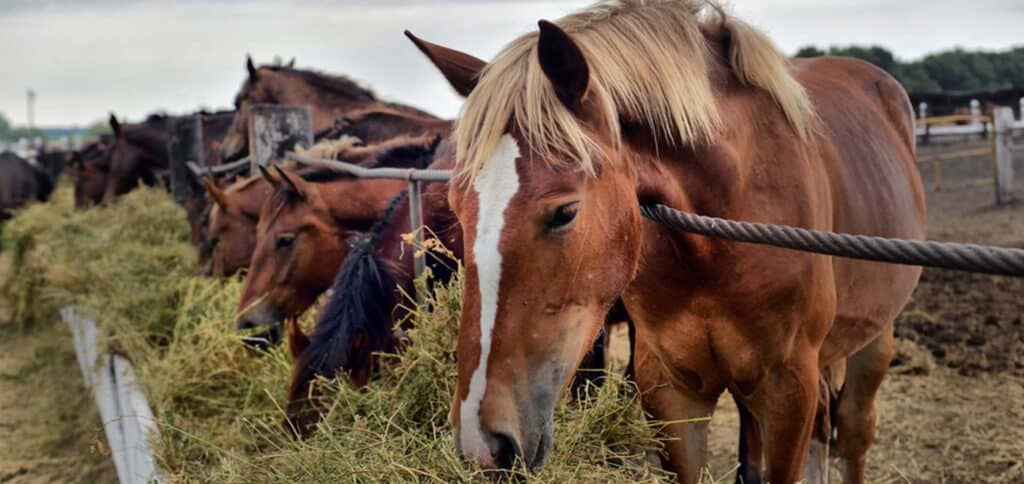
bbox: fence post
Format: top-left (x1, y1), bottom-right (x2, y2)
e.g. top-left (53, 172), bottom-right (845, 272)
top-left (918, 102), bottom-right (927, 120)
top-left (994, 106), bottom-right (1016, 205)
top-left (167, 115), bottom-right (203, 205)
top-left (1019, 97), bottom-right (1024, 122)
top-left (248, 104), bottom-right (313, 172)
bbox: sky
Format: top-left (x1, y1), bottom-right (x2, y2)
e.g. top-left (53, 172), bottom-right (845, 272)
top-left (1, 0), bottom-right (1022, 127)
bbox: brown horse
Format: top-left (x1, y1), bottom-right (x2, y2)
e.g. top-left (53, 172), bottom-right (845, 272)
top-left (284, 149), bottom-right (462, 435)
top-left (205, 175), bottom-right (274, 277)
top-left (234, 139), bottom-right (438, 346)
top-left (104, 113), bottom-right (174, 202)
top-left (411, 1), bottom-right (924, 482)
top-left (201, 135), bottom-right (442, 276)
top-left (72, 136), bottom-right (113, 208)
top-left (218, 56), bottom-right (436, 162)
top-left (182, 110), bottom-right (238, 267)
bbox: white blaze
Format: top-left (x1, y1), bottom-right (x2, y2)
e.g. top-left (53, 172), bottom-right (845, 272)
top-left (460, 134), bottom-right (521, 463)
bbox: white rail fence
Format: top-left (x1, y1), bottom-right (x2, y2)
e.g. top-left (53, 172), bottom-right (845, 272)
top-left (61, 307), bottom-right (161, 484)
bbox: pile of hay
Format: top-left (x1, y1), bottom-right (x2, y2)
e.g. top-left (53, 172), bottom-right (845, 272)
top-left (1, 184), bottom-right (672, 482)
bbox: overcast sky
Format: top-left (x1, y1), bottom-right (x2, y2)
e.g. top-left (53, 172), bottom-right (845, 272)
top-left (1, 0), bottom-right (1022, 127)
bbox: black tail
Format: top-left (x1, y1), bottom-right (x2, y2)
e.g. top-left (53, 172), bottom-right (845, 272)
top-left (285, 190), bottom-right (408, 436)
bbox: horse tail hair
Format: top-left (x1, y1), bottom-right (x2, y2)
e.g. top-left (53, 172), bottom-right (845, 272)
top-left (285, 190), bottom-right (408, 437)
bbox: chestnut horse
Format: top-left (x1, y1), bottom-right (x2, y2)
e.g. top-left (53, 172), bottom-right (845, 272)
top-left (234, 139), bottom-right (439, 347)
top-left (284, 150), bottom-right (462, 435)
top-left (410, 1), bottom-right (924, 482)
top-left (205, 175), bottom-right (274, 277)
top-left (202, 134), bottom-right (443, 276)
top-left (219, 56), bottom-right (436, 162)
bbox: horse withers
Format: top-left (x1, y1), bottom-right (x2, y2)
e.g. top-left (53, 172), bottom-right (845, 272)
top-left (410, 1), bottom-right (924, 482)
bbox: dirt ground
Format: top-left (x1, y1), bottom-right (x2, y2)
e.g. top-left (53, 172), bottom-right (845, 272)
top-left (0, 254), bottom-right (117, 484)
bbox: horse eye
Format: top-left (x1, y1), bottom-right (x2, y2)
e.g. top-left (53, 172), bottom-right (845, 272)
top-left (547, 202), bottom-right (580, 231)
top-left (276, 234), bottom-right (296, 250)
top-left (209, 237), bottom-right (220, 248)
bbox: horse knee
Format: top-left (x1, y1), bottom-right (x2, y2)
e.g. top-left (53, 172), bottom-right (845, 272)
top-left (834, 396), bottom-right (876, 459)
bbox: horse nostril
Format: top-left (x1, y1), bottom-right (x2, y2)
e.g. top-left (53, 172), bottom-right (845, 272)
top-left (489, 432), bottom-right (523, 470)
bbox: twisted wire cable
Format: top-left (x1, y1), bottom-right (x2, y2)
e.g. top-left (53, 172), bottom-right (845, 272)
top-left (640, 204), bottom-right (1024, 277)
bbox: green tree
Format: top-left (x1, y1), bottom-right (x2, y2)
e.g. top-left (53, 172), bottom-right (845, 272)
top-left (86, 119), bottom-right (111, 138)
top-left (795, 46), bottom-right (825, 58)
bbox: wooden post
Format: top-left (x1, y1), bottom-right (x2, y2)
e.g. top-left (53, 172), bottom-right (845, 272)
top-left (247, 104), bottom-right (313, 171)
top-left (167, 115), bottom-right (203, 205)
top-left (1019, 97), bottom-right (1024, 122)
top-left (918, 102), bottom-right (927, 120)
top-left (993, 106), bottom-right (1016, 205)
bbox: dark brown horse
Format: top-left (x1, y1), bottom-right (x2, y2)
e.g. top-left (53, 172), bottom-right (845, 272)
top-left (234, 138), bottom-right (439, 346)
top-left (182, 110), bottom-right (238, 266)
top-left (104, 113), bottom-right (174, 202)
top-left (218, 56), bottom-right (436, 162)
top-left (411, 2), bottom-right (924, 482)
top-left (316, 106), bottom-right (452, 145)
top-left (1, 152), bottom-right (56, 221)
top-left (71, 136), bottom-right (113, 208)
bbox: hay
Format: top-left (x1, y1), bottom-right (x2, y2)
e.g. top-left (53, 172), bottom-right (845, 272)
top-left (1, 183), bottom-right (674, 482)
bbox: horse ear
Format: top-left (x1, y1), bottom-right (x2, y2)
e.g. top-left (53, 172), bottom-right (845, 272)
top-left (404, 30), bottom-right (485, 98)
top-left (246, 54), bottom-right (259, 79)
top-left (274, 165), bottom-right (306, 200)
top-left (109, 114), bottom-right (121, 137)
top-left (287, 57), bottom-right (296, 68)
top-left (205, 178), bottom-right (230, 208)
top-left (536, 20), bottom-right (590, 111)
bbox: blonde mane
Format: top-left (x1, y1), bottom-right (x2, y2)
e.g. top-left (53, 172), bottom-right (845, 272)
top-left (454, 0), bottom-right (814, 179)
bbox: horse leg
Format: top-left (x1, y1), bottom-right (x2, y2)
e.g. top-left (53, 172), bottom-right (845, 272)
top-left (733, 395), bottom-right (763, 484)
top-left (759, 352), bottom-right (820, 484)
top-left (803, 374), bottom-right (833, 484)
top-left (635, 342), bottom-right (717, 484)
top-left (834, 323), bottom-right (894, 484)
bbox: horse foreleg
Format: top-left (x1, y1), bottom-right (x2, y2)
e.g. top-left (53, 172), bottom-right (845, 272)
top-left (733, 395), bottom-right (764, 484)
top-left (834, 324), bottom-right (893, 484)
top-left (635, 341), bottom-right (717, 484)
top-left (759, 353), bottom-right (820, 484)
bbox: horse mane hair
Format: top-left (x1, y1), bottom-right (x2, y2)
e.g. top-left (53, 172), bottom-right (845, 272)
top-left (287, 190), bottom-right (409, 402)
top-left (266, 65), bottom-right (377, 103)
top-left (296, 135), bottom-right (364, 160)
top-left (455, 0), bottom-right (814, 180)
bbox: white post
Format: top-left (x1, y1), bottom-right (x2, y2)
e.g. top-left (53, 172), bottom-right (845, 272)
top-left (1019, 97), bottom-right (1024, 122)
top-left (970, 99), bottom-right (981, 120)
top-left (918, 102), bottom-right (928, 120)
top-left (994, 106), bottom-right (1016, 205)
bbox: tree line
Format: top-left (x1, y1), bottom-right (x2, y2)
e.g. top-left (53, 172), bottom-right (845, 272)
top-left (796, 45), bottom-right (1024, 94)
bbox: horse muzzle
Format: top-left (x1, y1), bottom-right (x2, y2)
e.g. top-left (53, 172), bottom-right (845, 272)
top-left (235, 300), bottom-right (283, 347)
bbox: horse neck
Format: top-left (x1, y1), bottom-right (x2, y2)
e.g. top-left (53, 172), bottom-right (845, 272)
top-left (319, 178), bottom-right (407, 231)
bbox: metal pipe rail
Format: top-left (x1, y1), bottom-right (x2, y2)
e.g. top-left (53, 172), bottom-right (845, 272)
top-left (284, 151), bottom-right (453, 181)
top-left (185, 157), bottom-right (251, 177)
